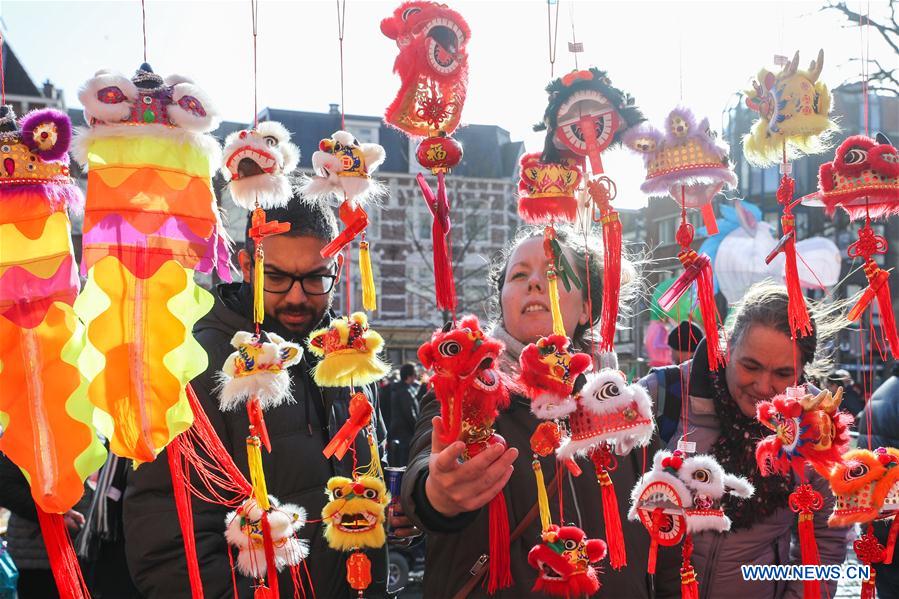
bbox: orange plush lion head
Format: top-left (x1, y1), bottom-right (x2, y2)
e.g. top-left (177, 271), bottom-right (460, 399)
top-left (827, 447), bottom-right (899, 527)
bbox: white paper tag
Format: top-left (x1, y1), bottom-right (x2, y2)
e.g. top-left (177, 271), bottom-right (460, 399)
top-left (677, 440), bottom-right (696, 454)
top-left (106, 486), bottom-right (122, 502)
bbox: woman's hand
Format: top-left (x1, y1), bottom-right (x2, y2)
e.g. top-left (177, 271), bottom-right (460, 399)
top-left (424, 416), bottom-right (518, 517)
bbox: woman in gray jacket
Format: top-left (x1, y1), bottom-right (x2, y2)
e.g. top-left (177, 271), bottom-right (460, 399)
top-left (640, 282), bottom-right (852, 599)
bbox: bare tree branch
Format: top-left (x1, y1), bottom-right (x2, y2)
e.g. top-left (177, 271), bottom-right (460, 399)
top-left (822, 1), bottom-right (899, 56)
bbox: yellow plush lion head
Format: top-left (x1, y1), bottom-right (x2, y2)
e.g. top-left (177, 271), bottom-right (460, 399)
top-left (321, 475), bottom-right (389, 551)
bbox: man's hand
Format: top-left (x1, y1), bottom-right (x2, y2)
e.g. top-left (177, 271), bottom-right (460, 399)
top-left (424, 416), bottom-right (518, 517)
top-left (388, 505), bottom-right (420, 547)
top-left (63, 509), bottom-right (85, 534)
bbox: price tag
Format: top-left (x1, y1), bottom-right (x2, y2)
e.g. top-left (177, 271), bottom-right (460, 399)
top-left (677, 440), bottom-right (696, 454)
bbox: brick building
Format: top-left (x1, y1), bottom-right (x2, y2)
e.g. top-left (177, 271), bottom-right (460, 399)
top-left (217, 106), bottom-right (525, 365)
top-left (636, 87), bottom-right (898, 381)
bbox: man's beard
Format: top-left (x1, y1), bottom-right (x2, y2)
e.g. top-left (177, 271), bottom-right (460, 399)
top-left (272, 294), bottom-right (332, 340)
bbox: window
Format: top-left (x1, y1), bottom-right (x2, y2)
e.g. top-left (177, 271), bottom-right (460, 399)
top-left (657, 215), bottom-right (678, 244)
top-left (344, 120), bottom-right (380, 145)
top-left (762, 166), bottom-right (779, 195)
top-left (408, 138), bottom-right (429, 175)
top-left (464, 204), bottom-right (489, 242)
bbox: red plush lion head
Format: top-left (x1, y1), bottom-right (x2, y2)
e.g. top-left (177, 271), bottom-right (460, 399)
top-left (519, 334), bottom-right (592, 420)
top-left (755, 387), bottom-right (853, 480)
top-left (381, 1), bottom-right (470, 137)
top-left (816, 133), bottom-right (899, 220)
top-left (527, 525), bottom-right (607, 597)
top-left (418, 315), bottom-right (507, 443)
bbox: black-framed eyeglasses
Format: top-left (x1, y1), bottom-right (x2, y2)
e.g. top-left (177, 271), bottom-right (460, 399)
top-left (262, 268), bottom-right (339, 295)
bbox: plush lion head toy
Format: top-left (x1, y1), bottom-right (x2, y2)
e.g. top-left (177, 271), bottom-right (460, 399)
top-left (221, 121), bottom-right (300, 209)
top-left (307, 312), bottom-right (390, 387)
top-left (519, 334), bottom-right (592, 420)
top-left (827, 447), bottom-right (899, 527)
top-left (380, 1), bottom-right (471, 137)
top-left (755, 386), bottom-right (853, 479)
top-left (743, 49), bottom-right (835, 167)
top-left (527, 524), bottom-right (607, 597)
top-left (629, 450), bottom-right (755, 539)
top-left (556, 368), bottom-right (655, 459)
top-left (418, 315), bottom-right (508, 444)
top-left (224, 496), bottom-right (308, 578)
top-left (217, 330), bottom-right (303, 411)
top-left (322, 475), bottom-right (389, 551)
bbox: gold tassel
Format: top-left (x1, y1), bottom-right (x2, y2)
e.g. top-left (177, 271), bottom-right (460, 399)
top-left (246, 436), bottom-right (270, 510)
top-left (360, 241), bottom-right (376, 312)
top-left (532, 459), bottom-right (552, 532)
top-left (254, 247), bottom-right (265, 324)
top-left (547, 270), bottom-right (565, 336)
top-left (365, 429), bottom-right (384, 481)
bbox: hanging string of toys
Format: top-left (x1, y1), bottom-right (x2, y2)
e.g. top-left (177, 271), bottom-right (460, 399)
top-left (381, 1), bottom-right (471, 315)
top-left (0, 105), bottom-right (107, 599)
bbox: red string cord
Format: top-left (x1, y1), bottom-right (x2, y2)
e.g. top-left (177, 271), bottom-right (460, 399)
top-left (141, 0), bottom-right (148, 63)
top-left (0, 32), bottom-right (6, 105)
top-left (336, 0), bottom-right (346, 130)
top-left (251, 0), bottom-right (259, 127)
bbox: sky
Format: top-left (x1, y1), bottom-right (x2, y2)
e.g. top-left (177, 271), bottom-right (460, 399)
top-left (1, 0), bottom-right (894, 209)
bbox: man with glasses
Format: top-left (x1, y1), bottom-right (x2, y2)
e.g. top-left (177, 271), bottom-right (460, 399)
top-left (123, 194), bottom-right (407, 598)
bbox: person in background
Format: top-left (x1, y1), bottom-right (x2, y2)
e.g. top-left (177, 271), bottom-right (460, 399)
top-left (640, 282), bottom-right (851, 599)
top-left (644, 317), bottom-right (673, 367)
top-left (401, 226), bottom-right (679, 598)
top-left (667, 320), bottom-right (704, 364)
top-left (123, 193), bottom-right (413, 598)
top-left (826, 369), bottom-right (865, 421)
top-left (855, 361), bottom-right (898, 599)
top-left (0, 453), bottom-right (87, 599)
top-left (387, 363), bottom-right (421, 467)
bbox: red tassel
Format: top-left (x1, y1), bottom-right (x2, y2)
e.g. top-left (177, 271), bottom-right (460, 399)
top-left (487, 490), bottom-right (512, 593)
top-left (860, 573), bottom-right (876, 599)
top-left (260, 512), bottom-right (280, 598)
top-left (320, 201), bottom-right (368, 258)
top-left (168, 437), bottom-right (205, 599)
top-left (647, 507), bottom-right (665, 575)
top-left (588, 177), bottom-right (622, 352)
top-left (790, 484), bottom-right (823, 599)
top-left (35, 508), bottom-right (90, 599)
top-left (254, 585), bottom-right (276, 599)
top-left (184, 384), bottom-right (255, 500)
top-left (592, 447), bottom-right (626, 569)
top-left (781, 215), bottom-right (813, 339)
top-left (854, 527), bottom-right (885, 599)
top-left (680, 535), bottom-right (700, 599)
top-left (885, 515), bottom-right (899, 565)
top-left (417, 172), bottom-right (457, 312)
top-left (772, 175), bottom-right (813, 338)
top-left (598, 469), bottom-right (626, 570)
top-left (322, 393), bottom-right (373, 459)
top-left (848, 259), bottom-right (899, 359)
top-left (700, 203), bottom-right (718, 236)
top-left (661, 249), bottom-right (725, 368)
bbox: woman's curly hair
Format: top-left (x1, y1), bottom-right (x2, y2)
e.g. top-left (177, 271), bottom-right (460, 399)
top-left (487, 224), bottom-right (641, 351)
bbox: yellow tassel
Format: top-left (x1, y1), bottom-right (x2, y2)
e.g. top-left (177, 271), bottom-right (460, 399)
top-left (532, 459), bottom-right (552, 532)
top-left (363, 430), bottom-right (384, 481)
top-left (246, 437), bottom-right (270, 510)
top-left (360, 241), bottom-right (377, 312)
top-left (547, 270), bottom-right (565, 336)
top-left (253, 248), bottom-right (265, 324)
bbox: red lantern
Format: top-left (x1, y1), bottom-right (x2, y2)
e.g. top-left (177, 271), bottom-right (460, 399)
top-left (346, 551), bottom-right (372, 592)
top-left (416, 134), bottom-right (463, 173)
